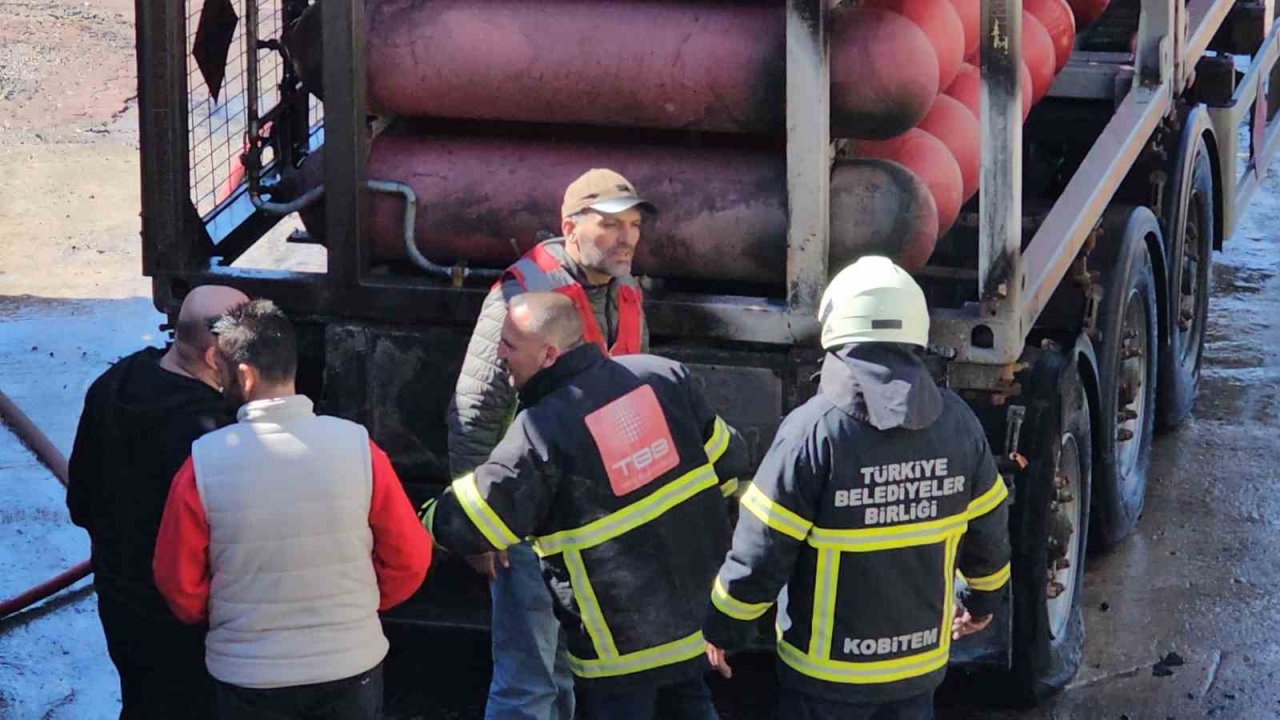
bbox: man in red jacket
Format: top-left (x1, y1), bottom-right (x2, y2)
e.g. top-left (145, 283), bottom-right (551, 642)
top-left (154, 299), bottom-right (431, 720)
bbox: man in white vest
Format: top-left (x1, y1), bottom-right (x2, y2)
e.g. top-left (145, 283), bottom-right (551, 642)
top-left (153, 299), bottom-right (433, 720)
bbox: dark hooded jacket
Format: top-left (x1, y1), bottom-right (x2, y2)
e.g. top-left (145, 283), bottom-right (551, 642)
top-left (428, 344), bottom-right (748, 690)
top-left (704, 344), bottom-right (1011, 704)
top-left (68, 347), bottom-right (235, 617)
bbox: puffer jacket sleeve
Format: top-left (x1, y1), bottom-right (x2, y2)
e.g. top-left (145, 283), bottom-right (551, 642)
top-left (448, 282), bottom-right (520, 478)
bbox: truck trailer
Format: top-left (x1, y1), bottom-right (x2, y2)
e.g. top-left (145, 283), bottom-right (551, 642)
top-left (135, 0), bottom-right (1280, 701)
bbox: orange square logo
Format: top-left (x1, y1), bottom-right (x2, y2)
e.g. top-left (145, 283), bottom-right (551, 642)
top-left (584, 385), bottom-right (681, 496)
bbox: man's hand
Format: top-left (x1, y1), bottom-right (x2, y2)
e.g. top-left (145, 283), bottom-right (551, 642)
top-left (706, 642), bottom-right (733, 679)
top-left (952, 608), bottom-right (994, 639)
top-left (465, 550), bottom-right (510, 581)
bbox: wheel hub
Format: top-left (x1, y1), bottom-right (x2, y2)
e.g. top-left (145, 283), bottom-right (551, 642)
top-left (1176, 195), bottom-right (1208, 369)
top-left (1115, 291), bottom-right (1149, 481)
top-left (1046, 433), bottom-right (1082, 638)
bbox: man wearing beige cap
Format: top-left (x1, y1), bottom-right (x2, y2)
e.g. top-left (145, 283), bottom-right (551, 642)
top-left (447, 169), bottom-right (654, 720)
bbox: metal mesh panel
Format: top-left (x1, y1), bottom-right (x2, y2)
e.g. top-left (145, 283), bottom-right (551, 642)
top-left (186, 0), bottom-right (296, 217)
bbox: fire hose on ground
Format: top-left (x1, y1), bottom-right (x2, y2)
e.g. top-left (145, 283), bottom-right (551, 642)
top-left (0, 389), bottom-right (92, 619)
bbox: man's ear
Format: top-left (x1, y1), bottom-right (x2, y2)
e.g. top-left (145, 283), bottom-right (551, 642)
top-left (561, 216), bottom-right (577, 242)
top-left (203, 345), bottom-right (221, 372)
top-left (237, 363), bottom-right (257, 398)
top-left (541, 343), bottom-right (562, 370)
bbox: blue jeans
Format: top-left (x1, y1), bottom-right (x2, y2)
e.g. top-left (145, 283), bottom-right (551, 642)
top-left (486, 542), bottom-right (575, 720)
top-left (579, 676), bottom-right (719, 720)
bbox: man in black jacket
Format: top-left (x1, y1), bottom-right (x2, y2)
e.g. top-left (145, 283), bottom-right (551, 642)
top-left (68, 285), bottom-right (247, 719)
top-left (703, 257), bottom-right (1011, 720)
top-left (424, 292), bottom-right (748, 720)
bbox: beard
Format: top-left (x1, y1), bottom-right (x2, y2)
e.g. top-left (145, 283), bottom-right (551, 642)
top-left (582, 248), bottom-right (632, 279)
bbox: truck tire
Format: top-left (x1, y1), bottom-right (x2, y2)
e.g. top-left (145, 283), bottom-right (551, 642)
top-left (1090, 207), bottom-right (1160, 548)
top-left (1158, 136), bottom-right (1214, 430)
top-left (1009, 350), bottom-right (1092, 702)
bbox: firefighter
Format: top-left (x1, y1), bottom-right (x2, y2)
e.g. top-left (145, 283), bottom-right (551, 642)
top-left (425, 291), bottom-right (748, 720)
top-left (703, 256), bottom-right (1012, 720)
top-left (448, 168), bottom-right (653, 720)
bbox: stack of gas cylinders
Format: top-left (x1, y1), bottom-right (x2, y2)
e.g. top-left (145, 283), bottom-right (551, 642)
top-left (311, 0), bottom-right (1111, 284)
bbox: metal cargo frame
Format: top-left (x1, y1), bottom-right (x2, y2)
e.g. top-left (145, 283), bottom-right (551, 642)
top-left (134, 0), bottom-right (1280, 671)
top-left (141, 0), bottom-right (1278, 391)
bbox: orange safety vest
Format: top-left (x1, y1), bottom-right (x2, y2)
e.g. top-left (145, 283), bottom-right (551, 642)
top-left (499, 243), bottom-right (644, 356)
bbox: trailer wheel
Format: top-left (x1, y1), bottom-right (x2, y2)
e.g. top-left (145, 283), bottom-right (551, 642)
top-left (1158, 137), bottom-right (1214, 429)
top-left (1090, 207), bottom-right (1160, 547)
top-left (1008, 351), bottom-right (1092, 702)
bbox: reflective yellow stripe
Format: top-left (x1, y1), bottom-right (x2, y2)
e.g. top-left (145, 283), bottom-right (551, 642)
top-left (741, 485), bottom-right (813, 542)
top-left (807, 515), bottom-right (970, 552)
top-left (808, 548), bottom-right (840, 658)
top-left (711, 577), bottom-right (772, 621)
top-left (941, 533), bottom-right (960, 656)
top-left (569, 631), bottom-right (707, 679)
top-left (720, 477), bottom-right (740, 498)
top-left (802, 476), bottom-right (1007, 553)
top-left (419, 499), bottom-right (438, 533)
top-left (968, 475), bottom-right (1009, 518)
top-left (965, 563), bottom-right (1011, 592)
top-left (532, 465), bottom-right (718, 557)
top-left (704, 416), bottom-right (730, 463)
top-left (564, 549), bottom-right (618, 659)
top-left (453, 474), bottom-right (520, 550)
top-left (778, 639), bottom-right (949, 684)
top-left (776, 480), bottom-right (1002, 687)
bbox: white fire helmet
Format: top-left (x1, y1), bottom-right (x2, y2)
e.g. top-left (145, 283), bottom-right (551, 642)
top-left (818, 256), bottom-right (929, 350)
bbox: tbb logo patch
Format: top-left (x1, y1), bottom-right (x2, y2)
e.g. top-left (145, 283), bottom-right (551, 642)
top-left (585, 385), bottom-right (680, 496)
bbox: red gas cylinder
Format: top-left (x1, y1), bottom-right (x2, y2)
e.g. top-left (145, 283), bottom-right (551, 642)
top-left (366, 0), bottom-right (786, 134)
top-left (831, 7), bottom-right (939, 139)
top-left (300, 131), bottom-right (942, 285)
top-left (946, 62), bottom-right (1034, 122)
top-left (1026, 0), bottom-right (1077, 73)
top-left (917, 95), bottom-right (980, 201)
top-left (831, 158), bottom-right (939, 273)
top-left (851, 129), bottom-right (964, 236)
top-left (1068, 0), bottom-right (1110, 29)
top-left (1023, 12), bottom-right (1058, 103)
top-left (949, 0), bottom-right (981, 60)
top-left (862, 0), bottom-right (965, 90)
top-left (368, 0), bottom-right (942, 140)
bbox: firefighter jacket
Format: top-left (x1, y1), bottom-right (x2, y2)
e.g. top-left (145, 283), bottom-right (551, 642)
top-left (704, 344), bottom-right (1011, 704)
top-left (448, 238), bottom-right (649, 477)
top-left (426, 343), bottom-right (749, 689)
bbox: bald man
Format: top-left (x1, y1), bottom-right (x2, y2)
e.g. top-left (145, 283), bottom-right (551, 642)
top-left (69, 285), bottom-right (248, 720)
top-left (424, 293), bottom-right (750, 720)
